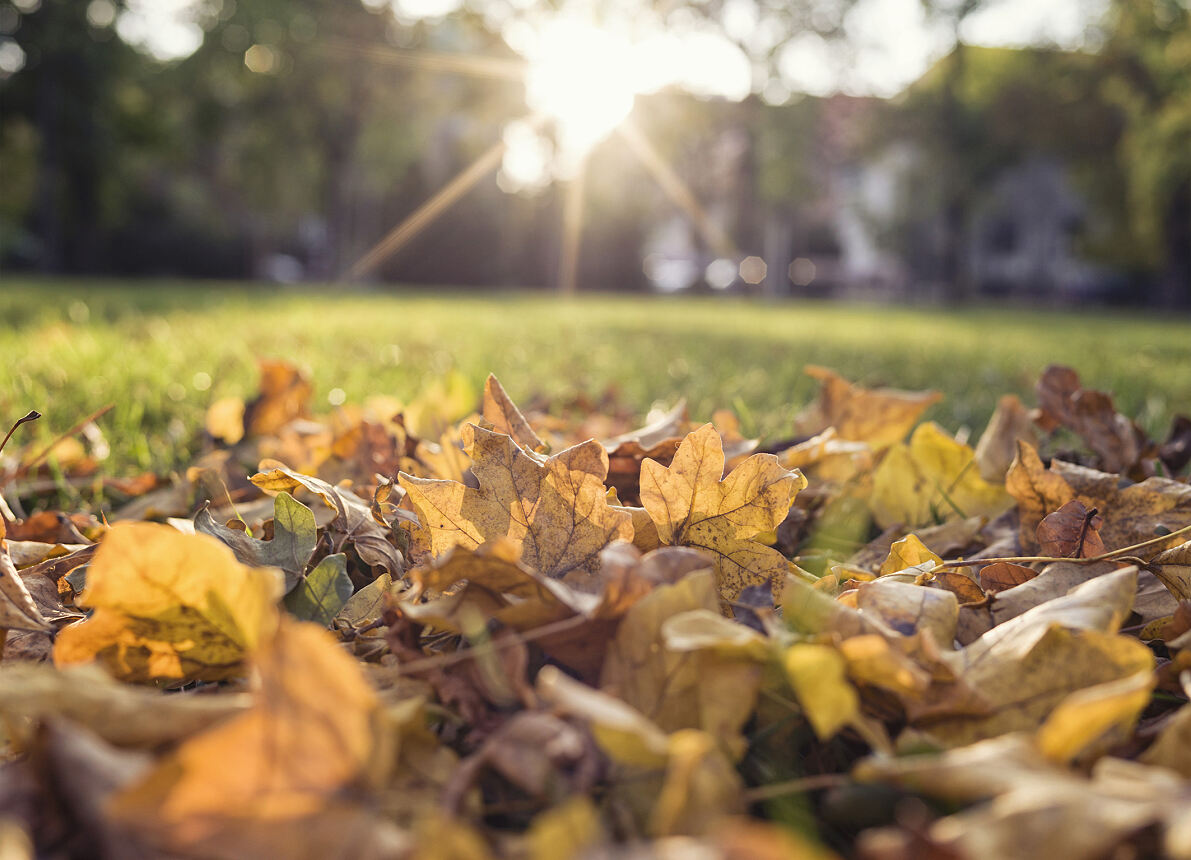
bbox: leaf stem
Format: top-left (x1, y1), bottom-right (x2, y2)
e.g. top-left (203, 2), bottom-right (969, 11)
top-left (743, 772), bottom-right (849, 802)
top-left (0, 411), bottom-right (41, 459)
top-left (933, 522), bottom-right (1191, 572)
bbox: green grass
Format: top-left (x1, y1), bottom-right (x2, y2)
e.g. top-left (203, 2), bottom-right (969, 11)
top-left (3, 278), bottom-right (1191, 478)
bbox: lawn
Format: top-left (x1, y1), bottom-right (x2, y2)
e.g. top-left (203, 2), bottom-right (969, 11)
top-left (3, 278), bottom-right (1191, 476)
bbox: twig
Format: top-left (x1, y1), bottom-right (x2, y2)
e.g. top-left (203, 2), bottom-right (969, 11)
top-left (933, 521), bottom-right (1191, 572)
top-left (18, 404), bottom-right (113, 474)
top-left (743, 773), bottom-right (850, 802)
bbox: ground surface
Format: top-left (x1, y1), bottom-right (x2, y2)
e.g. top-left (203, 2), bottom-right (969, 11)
top-left (4, 278), bottom-right (1190, 474)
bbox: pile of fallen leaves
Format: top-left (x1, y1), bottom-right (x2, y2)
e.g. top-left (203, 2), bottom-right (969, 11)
top-left (3, 362), bottom-right (1191, 860)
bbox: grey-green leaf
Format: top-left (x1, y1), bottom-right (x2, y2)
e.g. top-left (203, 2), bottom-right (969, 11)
top-left (194, 492), bottom-right (316, 593)
top-left (284, 553), bottom-right (352, 627)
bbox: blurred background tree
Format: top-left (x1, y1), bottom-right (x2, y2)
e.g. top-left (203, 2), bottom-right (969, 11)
top-left (0, 0), bottom-right (1187, 304)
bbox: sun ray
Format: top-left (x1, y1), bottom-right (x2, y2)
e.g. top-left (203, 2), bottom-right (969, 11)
top-left (558, 157), bottom-right (588, 295)
top-left (344, 122), bottom-right (539, 281)
top-left (319, 38), bottom-right (527, 82)
top-left (616, 119), bottom-right (735, 258)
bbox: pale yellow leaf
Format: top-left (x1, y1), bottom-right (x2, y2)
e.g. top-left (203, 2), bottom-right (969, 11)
top-left (53, 523), bottom-right (282, 683)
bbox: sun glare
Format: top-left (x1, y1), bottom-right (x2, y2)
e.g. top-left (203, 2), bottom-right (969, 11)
top-left (523, 19), bottom-right (644, 173)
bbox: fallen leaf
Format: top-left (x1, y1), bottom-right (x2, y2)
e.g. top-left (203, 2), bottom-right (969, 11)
top-left (251, 462), bottom-right (404, 575)
top-left (483, 373), bottom-right (547, 454)
top-left (0, 662), bottom-right (249, 748)
top-left (110, 618), bottom-right (396, 860)
top-left (784, 643), bottom-right (859, 739)
top-left (1036, 500), bottom-right (1107, 559)
top-left (538, 665), bottom-right (670, 768)
top-left (870, 423), bottom-right (1012, 529)
top-left (1036, 669), bottom-right (1154, 763)
top-left (195, 491), bottom-right (317, 592)
top-left (283, 553), bottom-right (352, 626)
top-left (639, 423), bottom-right (806, 602)
top-left (243, 359), bottom-right (313, 437)
top-left (973, 395), bottom-right (1038, 482)
top-left (1009, 442), bottom-right (1191, 554)
top-left (880, 534), bottom-right (942, 576)
top-left (857, 579), bottom-right (958, 644)
top-left (978, 562), bottom-right (1037, 594)
top-left (0, 545), bottom-right (52, 634)
top-left (794, 366), bottom-right (941, 449)
top-left (527, 796), bottom-right (603, 860)
top-left (1147, 541), bottom-right (1191, 601)
top-left (1036, 365), bottom-right (1141, 473)
top-left (650, 729), bottom-right (744, 837)
top-left (53, 523), bottom-right (283, 683)
top-left (399, 424), bottom-right (632, 581)
top-left (600, 569), bottom-right (761, 759)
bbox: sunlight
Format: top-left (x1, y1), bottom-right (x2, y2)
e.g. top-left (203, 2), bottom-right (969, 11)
top-left (523, 18), bottom-right (639, 173)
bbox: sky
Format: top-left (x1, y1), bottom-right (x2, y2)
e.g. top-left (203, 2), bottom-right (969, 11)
top-left (115, 0), bottom-right (1108, 99)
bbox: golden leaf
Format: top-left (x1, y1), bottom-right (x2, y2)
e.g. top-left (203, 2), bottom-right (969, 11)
top-left (482, 373), bottom-right (547, 454)
top-left (1036, 669), bottom-right (1154, 763)
top-left (53, 523), bottom-right (283, 683)
top-left (110, 618), bottom-right (393, 860)
top-left (784, 643), bottom-right (859, 739)
top-left (794, 365), bottom-right (941, 449)
top-left (870, 422), bottom-right (1013, 529)
top-left (880, 533), bottom-right (943, 575)
top-left (399, 423), bottom-right (632, 580)
top-left (600, 569), bottom-right (761, 759)
top-left (639, 423), bottom-right (806, 602)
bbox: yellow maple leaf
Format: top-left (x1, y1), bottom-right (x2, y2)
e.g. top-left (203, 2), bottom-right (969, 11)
top-left (794, 365), bottom-right (942, 449)
top-left (398, 423), bottom-right (632, 580)
top-left (870, 422), bottom-right (1013, 529)
top-left (639, 423), bottom-right (806, 602)
top-left (53, 523), bottom-right (283, 683)
top-left (109, 618), bottom-right (396, 859)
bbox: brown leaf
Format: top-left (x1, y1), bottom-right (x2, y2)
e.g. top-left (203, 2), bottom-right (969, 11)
top-left (1159, 414), bottom-right (1191, 475)
top-left (399, 424), bottom-right (632, 581)
top-left (1036, 500), bottom-right (1107, 559)
top-left (1147, 540), bottom-right (1191, 602)
top-left (482, 373), bottom-right (547, 454)
top-left (639, 424), bottom-right (806, 602)
top-left (0, 544), bottom-right (52, 634)
top-left (794, 365), bottom-right (942, 449)
top-left (974, 394), bottom-right (1038, 482)
top-left (1036, 365), bottom-right (1141, 473)
top-left (243, 359), bottom-right (313, 437)
top-left (977, 562), bottom-right (1038, 594)
top-left (1007, 441), bottom-right (1191, 554)
top-left (0, 662), bottom-right (249, 749)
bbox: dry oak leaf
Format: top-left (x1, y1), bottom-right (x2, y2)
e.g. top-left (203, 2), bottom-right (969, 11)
top-left (1007, 440), bottom-right (1191, 554)
top-left (639, 423), bottom-right (806, 603)
top-left (794, 365), bottom-right (942, 449)
top-left (53, 523), bottom-right (283, 683)
top-left (1035, 364), bottom-right (1141, 473)
top-left (398, 423), bottom-right (632, 581)
top-left (482, 373), bottom-right (547, 454)
top-left (1147, 540), bottom-right (1191, 602)
top-left (109, 618), bottom-right (401, 860)
top-left (870, 422), bottom-right (1013, 530)
top-left (973, 394), bottom-right (1039, 482)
